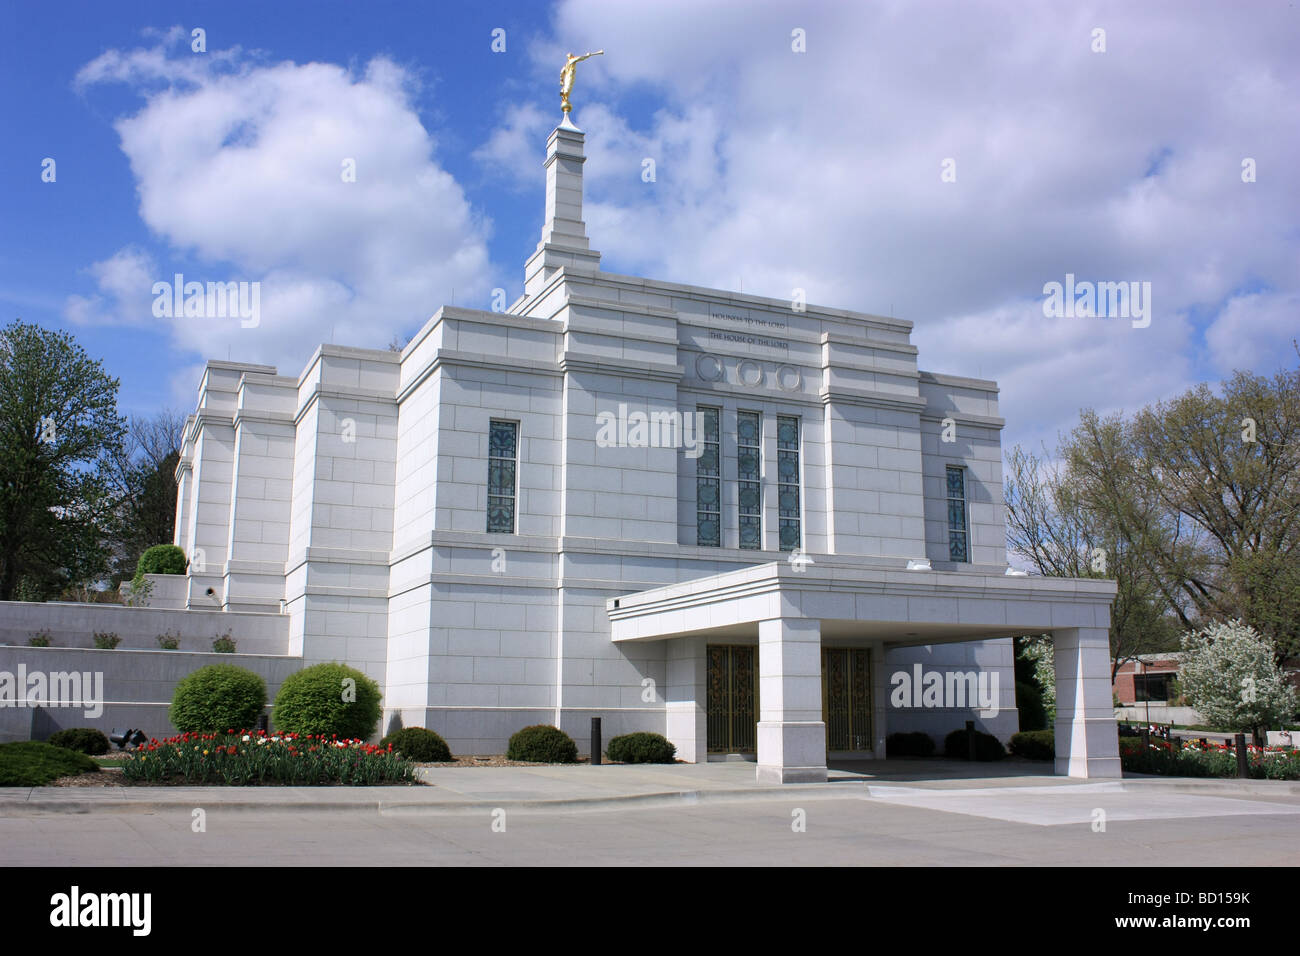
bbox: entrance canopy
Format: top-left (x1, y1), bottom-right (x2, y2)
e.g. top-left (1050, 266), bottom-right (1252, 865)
top-left (607, 560), bottom-right (1120, 783)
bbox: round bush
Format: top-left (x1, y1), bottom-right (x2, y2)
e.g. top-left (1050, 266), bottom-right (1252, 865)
top-left (272, 662), bottom-right (382, 740)
top-left (606, 732), bottom-right (676, 764)
top-left (169, 664), bottom-right (268, 734)
top-left (47, 728), bottom-right (110, 756)
top-left (886, 731), bottom-right (936, 757)
top-left (1008, 729), bottom-right (1055, 761)
top-left (943, 727), bottom-right (1007, 761)
top-left (135, 544), bottom-right (187, 579)
top-left (506, 724), bottom-right (578, 763)
top-left (380, 727), bottom-right (452, 762)
top-left (1015, 680), bottom-right (1048, 732)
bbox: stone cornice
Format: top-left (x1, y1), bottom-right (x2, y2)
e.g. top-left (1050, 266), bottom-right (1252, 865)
top-left (607, 562), bottom-right (1117, 621)
top-left (560, 352), bottom-right (683, 384)
top-left (564, 293), bottom-right (680, 323)
top-left (821, 331), bottom-right (920, 357)
top-left (918, 370), bottom-right (1000, 392)
top-left (395, 349), bottom-right (563, 405)
top-left (919, 410), bottom-right (1007, 430)
top-left (232, 409), bottom-right (295, 430)
top-left (587, 268), bottom-right (915, 333)
top-left (819, 384), bottom-right (928, 413)
top-left (293, 383), bottom-right (398, 425)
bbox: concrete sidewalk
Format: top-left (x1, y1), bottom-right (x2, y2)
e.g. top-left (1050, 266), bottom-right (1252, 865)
top-left (2, 759), bottom-right (1296, 816)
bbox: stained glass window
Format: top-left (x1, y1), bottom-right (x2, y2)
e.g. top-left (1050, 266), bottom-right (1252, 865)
top-left (777, 415), bottom-right (800, 551)
top-left (487, 420), bottom-right (517, 533)
top-left (946, 465), bottom-right (968, 562)
top-left (737, 411), bottom-right (761, 549)
top-left (697, 407), bottom-right (721, 546)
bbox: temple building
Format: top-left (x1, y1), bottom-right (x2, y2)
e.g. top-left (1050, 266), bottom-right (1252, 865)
top-left (173, 111), bottom-right (1120, 782)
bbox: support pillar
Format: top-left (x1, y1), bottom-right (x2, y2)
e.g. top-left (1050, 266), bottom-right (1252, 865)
top-left (756, 618), bottom-right (826, 784)
top-left (665, 637), bottom-right (707, 763)
top-left (1053, 627), bottom-right (1122, 778)
top-left (871, 642), bottom-right (888, 757)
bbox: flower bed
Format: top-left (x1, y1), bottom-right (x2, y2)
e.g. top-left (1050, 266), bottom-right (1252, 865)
top-left (1120, 737), bottom-right (1300, 780)
top-left (120, 730), bottom-right (416, 786)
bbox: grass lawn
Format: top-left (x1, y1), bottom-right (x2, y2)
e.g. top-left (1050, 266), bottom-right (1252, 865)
top-left (0, 741), bottom-right (100, 786)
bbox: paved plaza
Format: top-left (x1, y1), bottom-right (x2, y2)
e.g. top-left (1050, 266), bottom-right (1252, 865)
top-left (4, 762), bottom-right (1297, 866)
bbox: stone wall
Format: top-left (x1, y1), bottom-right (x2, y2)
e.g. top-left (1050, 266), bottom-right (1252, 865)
top-left (0, 600), bottom-right (289, 655)
top-left (0, 644), bottom-right (304, 743)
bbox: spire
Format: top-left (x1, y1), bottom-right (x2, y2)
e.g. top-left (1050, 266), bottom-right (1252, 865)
top-left (524, 121), bottom-right (601, 295)
top-left (539, 123), bottom-right (592, 250)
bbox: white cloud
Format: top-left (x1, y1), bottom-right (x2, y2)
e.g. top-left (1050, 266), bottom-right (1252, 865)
top-left (1204, 291), bottom-right (1300, 376)
top-left (74, 33), bottom-right (491, 377)
top-left (63, 247), bottom-right (158, 326)
top-left (472, 102), bottom-right (551, 188)
top-left (486, 0), bottom-right (1300, 449)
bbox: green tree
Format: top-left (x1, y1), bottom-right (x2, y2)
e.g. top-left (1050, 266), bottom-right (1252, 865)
top-left (1005, 435), bottom-right (1181, 681)
top-left (1007, 364), bottom-right (1300, 670)
top-left (1130, 368), bottom-right (1300, 662)
top-left (1178, 620), bottom-right (1297, 742)
top-left (0, 321), bottom-right (125, 600)
top-left (102, 410), bottom-right (185, 585)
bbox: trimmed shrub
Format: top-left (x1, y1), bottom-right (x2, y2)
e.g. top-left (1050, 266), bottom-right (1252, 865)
top-left (380, 727), bottom-right (453, 763)
top-left (1015, 680), bottom-right (1048, 731)
top-left (28, 630), bottom-right (52, 647)
top-left (1009, 729), bottom-right (1055, 760)
top-left (943, 728), bottom-right (1007, 761)
top-left (506, 724), bottom-right (578, 763)
top-left (607, 732), bottom-right (677, 764)
top-left (272, 662), bottom-right (382, 740)
top-left (135, 544), bottom-right (187, 580)
top-left (47, 728), bottom-right (111, 756)
top-left (211, 631), bottom-right (236, 653)
top-left (0, 741), bottom-right (98, 786)
top-left (157, 631), bottom-right (180, 650)
top-left (169, 664), bottom-right (268, 734)
top-left (1118, 737), bottom-right (1300, 780)
top-left (92, 631), bottom-right (121, 650)
top-left (886, 731), bottom-right (936, 757)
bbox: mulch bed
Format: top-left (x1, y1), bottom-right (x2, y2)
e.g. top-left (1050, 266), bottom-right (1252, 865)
top-left (46, 754), bottom-right (626, 786)
top-left (51, 768), bottom-right (125, 787)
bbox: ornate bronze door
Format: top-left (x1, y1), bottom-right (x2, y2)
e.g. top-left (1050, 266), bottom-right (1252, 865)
top-left (707, 645), bottom-right (757, 753)
top-left (823, 648), bottom-right (872, 751)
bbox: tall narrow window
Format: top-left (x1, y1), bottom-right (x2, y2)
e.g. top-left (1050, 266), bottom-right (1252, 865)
top-left (946, 465), bottom-right (968, 562)
top-left (737, 410), bottom-right (761, 550)
top-left (696, 407), bottom-right (721, 547)
top-left (487, 420), bottom-right (518, 533)
top-left (777, 415), bottom-right (801, 551)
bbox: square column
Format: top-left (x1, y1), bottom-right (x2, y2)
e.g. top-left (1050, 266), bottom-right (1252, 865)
top-left (1053, 627), bottom-right (1122, 778)
top-left (757, 618), bottom-right (827, 784)
top-left (524, 125), bottom-right (601, 297)
top-left (871, 642), bottom-right (888, 757)
top-left (665, 637), bottom-right (707, 763)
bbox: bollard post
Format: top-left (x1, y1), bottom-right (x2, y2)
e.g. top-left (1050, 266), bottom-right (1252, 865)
top-left (1234, 733), bottom-right (1249, 778)
top-left (965, 719), bottom-right (976, 761)
top-left (591, 717), bottom-right (602, 765)
top-left (1140, 726), bottom-right (1149, 751)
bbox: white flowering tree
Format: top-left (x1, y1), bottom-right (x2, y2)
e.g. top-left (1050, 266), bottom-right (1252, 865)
top-left (1019, 635), bottom-right (1056, 723)
top-left (1179, 620), bottom-right (1297, 742)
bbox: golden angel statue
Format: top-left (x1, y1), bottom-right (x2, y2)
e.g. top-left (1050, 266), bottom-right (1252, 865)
top-left (560, 50), bottom-right (604, 114)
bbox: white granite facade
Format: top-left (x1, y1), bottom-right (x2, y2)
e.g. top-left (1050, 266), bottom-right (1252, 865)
top-left (173, 118), bottom-right (1121, 780)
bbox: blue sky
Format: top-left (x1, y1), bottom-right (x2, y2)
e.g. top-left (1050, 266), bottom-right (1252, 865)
top-left (3, 0), bottom-right (1297, 453)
